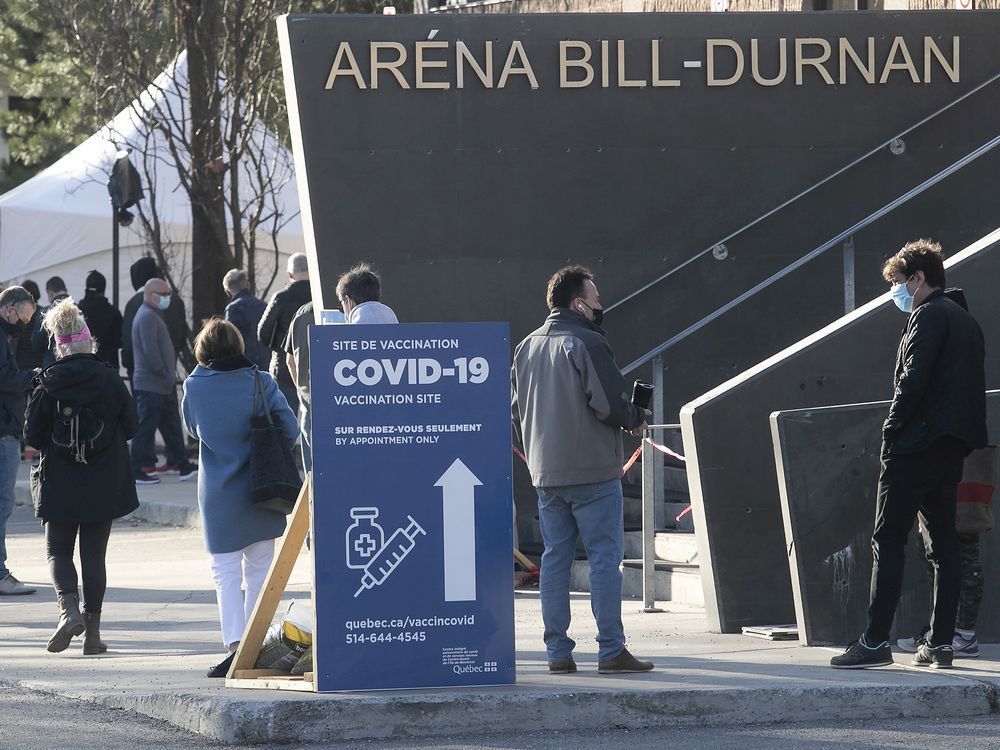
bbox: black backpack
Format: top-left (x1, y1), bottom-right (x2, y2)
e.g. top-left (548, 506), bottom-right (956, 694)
top-left (51, 400), bottom-right (113, 464)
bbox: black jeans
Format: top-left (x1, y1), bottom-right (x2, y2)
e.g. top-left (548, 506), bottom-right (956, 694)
top-left (45, 519), bottom-right (113, 613)
top-left (917, 532), bottom-right (983, 633)
top-left (130, 388), bottom-right (188, 473)
top-left (865, 437), bottom-right (965, 647)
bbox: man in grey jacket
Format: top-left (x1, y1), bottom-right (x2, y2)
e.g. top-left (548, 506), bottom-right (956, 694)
top-left (511, 266), bottom-right (653, 675)
top-left (131, 279), bottom-right (196, 485)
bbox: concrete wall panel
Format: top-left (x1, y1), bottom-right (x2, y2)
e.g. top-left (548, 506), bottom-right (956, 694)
top-left (682, 230), bottom-right (1000, 632)
top-left (772, 394), bottom-right (1000, 646)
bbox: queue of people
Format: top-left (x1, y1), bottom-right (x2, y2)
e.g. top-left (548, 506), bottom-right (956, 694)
top-left (511, 245), bottom-right (988, 677)
top-left (0, 254), bottom-right (406, 677)
top-left (0, 241), bottom-right (989, 682)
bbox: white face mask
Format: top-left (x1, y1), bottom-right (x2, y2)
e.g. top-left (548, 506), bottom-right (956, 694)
top-left (891, 276), bottom-right (919, 313)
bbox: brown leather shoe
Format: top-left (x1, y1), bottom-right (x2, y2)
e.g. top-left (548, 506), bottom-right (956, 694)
top-left (548, 658), bottom-right (577, 674)
top-left (597, 648), bottom-right (654, 674)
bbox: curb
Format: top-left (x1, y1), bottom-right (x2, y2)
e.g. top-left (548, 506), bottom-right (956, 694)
top-left (126, 500), bottom-right (201, 528)
top-left (14, 676), bottom-right (1000, 745)
top-left (14, 480), bottom-right (200, 529)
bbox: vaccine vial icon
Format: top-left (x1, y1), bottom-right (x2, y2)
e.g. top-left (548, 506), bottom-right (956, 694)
top-left (346, 507), bottom-right (385, 570)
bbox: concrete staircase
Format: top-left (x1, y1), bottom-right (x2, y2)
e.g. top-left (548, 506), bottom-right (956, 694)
top-left (569, 529), bottom-right (704, 608)
top-left (557, 429), bottom-right (704, 608)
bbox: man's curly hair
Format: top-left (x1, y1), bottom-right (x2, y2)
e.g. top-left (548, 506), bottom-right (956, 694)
top-left (882, 238), bottom-right (946, 289)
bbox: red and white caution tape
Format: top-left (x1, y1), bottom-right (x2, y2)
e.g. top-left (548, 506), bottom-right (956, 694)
top-left (644, 437), bottom-right (686, 463)
top-left (621, 444), bottom-right (644, 473)
top-left (516, 437), bottom-right (684, 475)
top-left (514, 441), bottom-right (693, 526)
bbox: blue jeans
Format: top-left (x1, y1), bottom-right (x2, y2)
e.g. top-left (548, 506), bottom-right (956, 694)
top-left (130, 389), bottom-right (187, 474)
top-left (536, 478), bottom-right (625, 662)
top-left (0, 434), bottom-right (22, 579)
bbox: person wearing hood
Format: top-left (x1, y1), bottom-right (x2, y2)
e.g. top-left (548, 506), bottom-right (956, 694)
top-left (78, 270), bottom-right (123, 371)
top-left (258, 253), bottom-right (312, 417)
top-left (121, 257), bottom-right (189, 383)
top-left (335, 262), bottom-right (398, 325)
top-left (0, 286), bottom-right (40, 596)
top-left (831, 239), bottom-right (987, 671)
top-left (24, 298), bottom-right (139, 653)
top-left (31, 276), bottom-right (70, 368)
top-left (181, 318), bottom-right (298, 678)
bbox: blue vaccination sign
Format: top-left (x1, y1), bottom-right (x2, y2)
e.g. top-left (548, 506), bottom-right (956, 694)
top-left (309, 322), bottom-right (515, 692)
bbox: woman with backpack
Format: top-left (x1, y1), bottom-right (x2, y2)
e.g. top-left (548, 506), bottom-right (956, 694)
top-left (24, 298), bottom-right (139, 654)
top-left (181, 318), bottom-right (298, 678)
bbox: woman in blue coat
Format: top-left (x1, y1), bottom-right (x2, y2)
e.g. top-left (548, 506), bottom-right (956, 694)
top-left (182, 318), bottom-right (298, 678)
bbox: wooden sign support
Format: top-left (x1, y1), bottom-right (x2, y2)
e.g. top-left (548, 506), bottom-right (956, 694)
top-left (226, 476), bottom-right (316, 692)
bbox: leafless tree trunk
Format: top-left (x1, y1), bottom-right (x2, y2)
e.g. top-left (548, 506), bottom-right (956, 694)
top-left (41, 0), bottom-right (302, 333)
top-left (179, 0), bottom-right (230, 327)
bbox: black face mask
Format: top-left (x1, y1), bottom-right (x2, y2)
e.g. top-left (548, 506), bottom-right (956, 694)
top-left (5, 309), bottom-right (27, 332)
top-left (578, 301), bottom-right (604, 327)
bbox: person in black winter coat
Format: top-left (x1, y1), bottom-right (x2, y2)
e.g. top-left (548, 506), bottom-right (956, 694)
top-left (25, 298), bottom-right (139, 655)
top-left (78, 270), bottom-right (123, 371)
top-left (32, 276), bottom-right (70, 368)
top-left (831, 239), bottom-right (987, 672)
top-left (121, 257), bottom-right (190, 380)
top-left (257, 253), bottom-right (311, 414)
top-left (222, 269), bottom-right (270, 370)
top-left (13, 280), bottom-right (43, 372)
top-left (0, 286), bottom-right (40, 597)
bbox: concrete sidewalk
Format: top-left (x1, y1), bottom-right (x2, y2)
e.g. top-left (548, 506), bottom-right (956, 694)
top-left (14, 461), bottom-right (203, 528)
top-left (5, 470), bottom-right (1000, 746)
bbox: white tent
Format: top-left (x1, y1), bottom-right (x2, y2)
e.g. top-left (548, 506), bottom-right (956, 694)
top-left (0, 51), bottom-right (303, 309)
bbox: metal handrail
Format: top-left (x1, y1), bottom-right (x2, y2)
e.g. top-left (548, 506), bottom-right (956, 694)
top-left (605, 69), bottom-right (1000, 315)
top-left (641, 422), bottom-right (682, 612)
top-left (621, 131), bottom-right (1000, 375)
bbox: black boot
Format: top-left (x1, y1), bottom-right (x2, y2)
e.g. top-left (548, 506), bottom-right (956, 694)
top-left (82, 612), bottom-right (107, 655)
top-left (47, 593), bottom-right (85, 653)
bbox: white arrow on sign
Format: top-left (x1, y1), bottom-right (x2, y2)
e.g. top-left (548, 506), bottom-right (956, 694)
top-left (435, 458), bottom-right (482, 602)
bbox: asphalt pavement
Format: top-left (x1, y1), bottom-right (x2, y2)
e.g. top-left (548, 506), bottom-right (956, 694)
top-left (2, 465), bottom-right (1000, 746)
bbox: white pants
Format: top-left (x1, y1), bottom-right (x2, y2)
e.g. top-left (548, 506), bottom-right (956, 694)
top-left (209, 538), bottom-right (274, 647)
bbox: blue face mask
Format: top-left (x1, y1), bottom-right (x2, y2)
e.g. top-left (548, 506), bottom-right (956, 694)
top-left (890, 276), bottom-right (918, 313)
top-left (157, 294), bottom-right (171, 311)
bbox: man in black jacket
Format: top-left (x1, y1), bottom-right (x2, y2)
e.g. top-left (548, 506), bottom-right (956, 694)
top-left (832, 239), bottom-right (987, 671)
top-left (222, 269), bottom-right (269, 370)
top-left (0, 286), bottom-right (39, 596)
top-left (78, 271), bottom-right (123, 371)
top-left (258, 253), bottom-right (311, 414)
top-left (32, 276), bottom-right (70, 368)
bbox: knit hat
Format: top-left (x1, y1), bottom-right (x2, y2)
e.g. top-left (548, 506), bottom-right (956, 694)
top-left (85, 269), bottom-right (106, 294)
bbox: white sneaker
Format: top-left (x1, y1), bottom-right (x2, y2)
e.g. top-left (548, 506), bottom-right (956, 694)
top-left (896, 625), bottom-right (929, 653)
top-left (0, 573), bottom-right (36, 595)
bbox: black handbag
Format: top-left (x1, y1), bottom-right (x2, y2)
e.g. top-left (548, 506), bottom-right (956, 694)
top-left (249, 369), bottom-right (301, 514)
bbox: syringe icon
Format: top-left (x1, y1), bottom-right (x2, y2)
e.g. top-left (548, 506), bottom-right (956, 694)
top-left (353, 515), bottom-right (427, 598)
